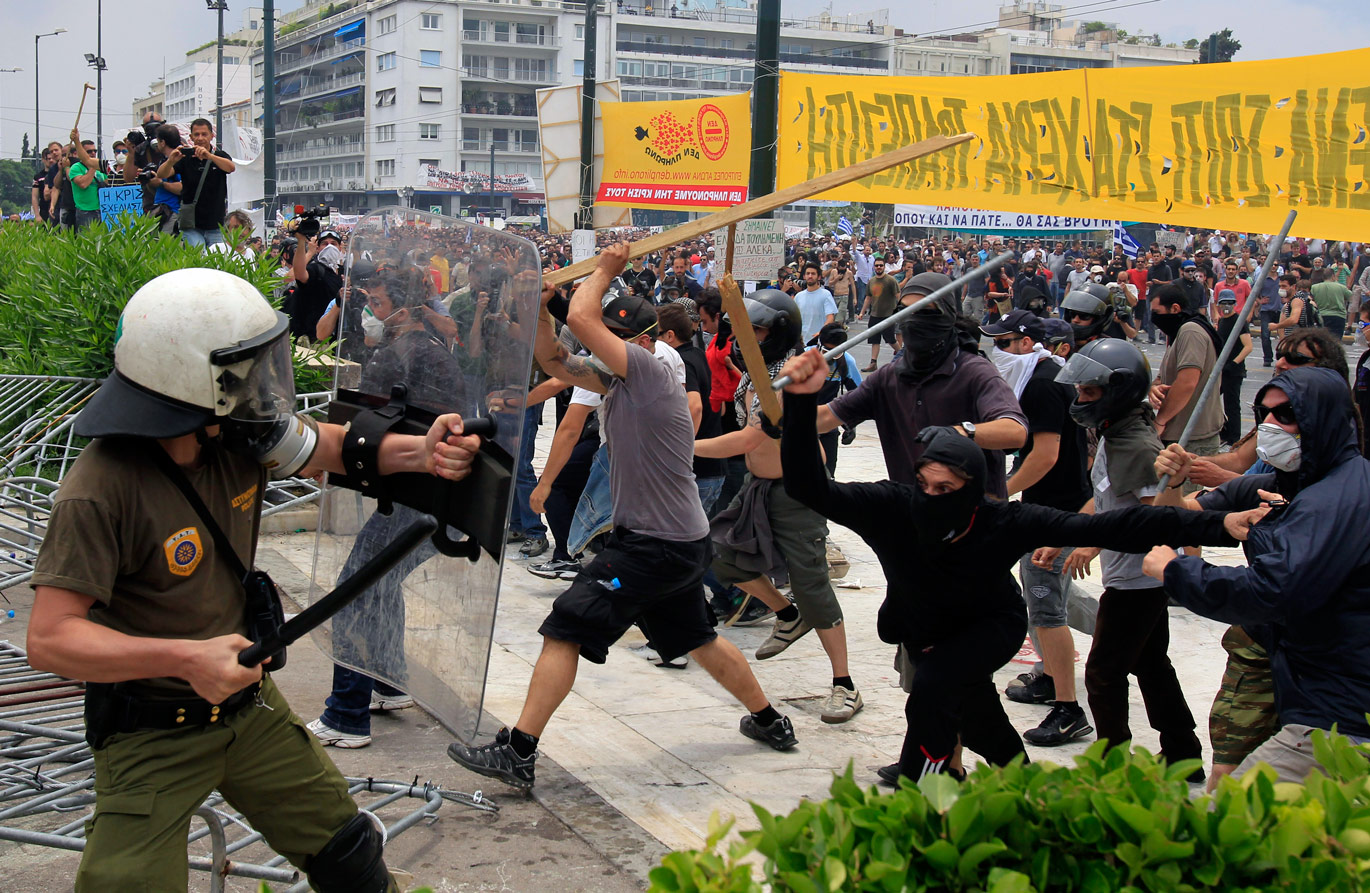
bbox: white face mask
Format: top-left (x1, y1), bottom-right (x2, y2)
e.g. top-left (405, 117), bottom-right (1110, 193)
top-left (1255, 422), bottom-right (1301, 471)
top-left (1279, 288), bottom-right (1289, 299)
top-left (114, 152), bottom-right (128, 164)
top-left (361, 306), bottom-right (395, 339)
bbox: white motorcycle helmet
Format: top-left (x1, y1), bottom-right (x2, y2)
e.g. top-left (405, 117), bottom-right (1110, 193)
top-left (77, 268), bottom-right (318, 477)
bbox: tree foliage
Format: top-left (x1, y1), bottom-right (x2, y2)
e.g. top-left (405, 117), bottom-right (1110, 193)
top-left (1200, 28), bottom-right (1242, 63)
top-left (0, 160), bottom-right (37, 217)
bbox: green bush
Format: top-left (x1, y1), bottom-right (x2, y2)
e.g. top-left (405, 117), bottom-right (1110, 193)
top-left (0, 218), bottom-right (332, 393)
top-left (650, 732), bottom-right (1370, 892)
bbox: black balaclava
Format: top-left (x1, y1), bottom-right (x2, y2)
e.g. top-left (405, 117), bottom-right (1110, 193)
top-left (910, 426), bottom-right (987, 545)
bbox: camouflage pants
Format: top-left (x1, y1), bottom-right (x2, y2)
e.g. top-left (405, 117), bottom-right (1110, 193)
top-left (1209, 625), bottom-right (1279, 766)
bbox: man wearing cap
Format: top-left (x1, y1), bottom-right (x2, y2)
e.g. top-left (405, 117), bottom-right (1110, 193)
top-left (1176, 259), bottom-right (1208, 318)
top-left (1149, 283), bottom-right (1225, 473)
top-left (449, 244), bottom-right (799, 790)
top-left (982, 312), bottom-right (1095, 744)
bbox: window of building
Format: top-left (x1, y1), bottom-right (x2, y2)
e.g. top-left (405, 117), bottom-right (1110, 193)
top-left (420, 123), bottom-right (441, 140)
top-left (515, 23), bottom-right (544, 44)
top-left (377, 52), bottom-right (397, 72)
top-left (463, 126), bottom-right (480, 148)
top-left (375, 124), bottom-right (395, 142)
top-left (374, 87), bottom-right (396, 106)
top-left (720, 38), bottom-right (733, 49)
top-left (419, 50), bottom-right (441, 68)
top-left (420, 13), bottom-right (442, 30)
top-left (467, 55), bottom-right (488, 77)
top-left (494, 21), bottom-right (510, 42)
top-left (514, 58), bottom-right (546, 80)
top-left (694, 37), bottom-right (707, 47)
top-left (376, 159), bottom-right (395, 177)
top-left (419, 158), bottom-right (440, 169)
top-left (419, 86), bottom-right (443, 103)
top-left (575, 24), bottom-right (584, 39)
top-left (573, 59), bottom-right (584, 76)
top-left (377, 15), bottom-right (397, 35)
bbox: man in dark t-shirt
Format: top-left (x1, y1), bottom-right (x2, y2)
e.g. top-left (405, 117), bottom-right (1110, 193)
top-left (989, 313), bottom-right (1095, 746)
top-left (162, 118), bottom-right (236, 249)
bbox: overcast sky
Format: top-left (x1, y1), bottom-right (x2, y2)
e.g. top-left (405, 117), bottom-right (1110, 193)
top-left (1, 0), bottom-right (1366, 161)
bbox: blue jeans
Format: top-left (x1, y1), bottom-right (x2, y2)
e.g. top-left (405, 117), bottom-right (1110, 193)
top-left (696, 476), bottom-right (724, 516)
top-left (1259, 309), bottom-right (1282, 362)
top-left (321, 504), bottom-right (437, 735)
top-left (569, 443), bottom-right (611, 556)
top-left (181, 227), bottom-right (225, 249)
top-left (511, 404), bottom-right (546, 537)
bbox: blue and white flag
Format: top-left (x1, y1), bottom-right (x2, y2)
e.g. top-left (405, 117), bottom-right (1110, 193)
top-left (1112, 222), bottom-right (1141, 259)
top-left (837, 215), bottom-right (853, 236)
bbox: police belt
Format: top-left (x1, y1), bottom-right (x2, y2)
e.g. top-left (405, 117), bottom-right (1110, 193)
top-left (84, 681), bottom-right (260, 748)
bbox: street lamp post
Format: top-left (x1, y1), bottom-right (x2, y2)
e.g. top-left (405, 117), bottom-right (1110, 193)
top-left (85, 52), bottom-right (108, 164)
top-left (206, 0), bottom-right (229, 140)
top-left (34, 29), bottom-right (66, 172)
top-left (0, 69), bottom-right (21, 162)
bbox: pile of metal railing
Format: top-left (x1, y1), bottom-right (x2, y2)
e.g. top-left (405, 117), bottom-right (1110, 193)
top-left (0, 639), bottom-right (497, 891)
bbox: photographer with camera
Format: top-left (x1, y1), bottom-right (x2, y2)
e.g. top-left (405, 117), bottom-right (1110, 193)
top-left (157, 118), bottom-right (235, 249)
top-left (123, 112), bottom-right (166, 214)
top-left (286, 222), bottom-right (344, 342)
top-left (139, 124), bottom-right (185, 234)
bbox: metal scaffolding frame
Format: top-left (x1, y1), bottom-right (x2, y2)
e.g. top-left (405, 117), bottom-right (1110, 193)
top-left (0, 640), bottom-right (498, 891)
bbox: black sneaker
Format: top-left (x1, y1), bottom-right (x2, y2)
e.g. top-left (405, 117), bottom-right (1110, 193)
top-left (446, 727), bottom-right (536, 790)
top-left (518, 536), bottom-right (549, 559)
top-left (876, 762), bottom-right (902, 787)
top-left (1023, 702), bottom-right (1094, 746)
top-left (728, 598), bottom-right (776, 627)
top-left (528, 558), bottom-right (580, 580)
top-left (739, 713), bottom-right (797, 751)
top-left (1005, 672), bottom-right (1055, 705)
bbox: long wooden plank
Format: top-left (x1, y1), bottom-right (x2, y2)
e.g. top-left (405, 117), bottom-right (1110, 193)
top-left (718, 274), bottom-right (784, 426)
top-left (544, 133), bottom-right (972, 287)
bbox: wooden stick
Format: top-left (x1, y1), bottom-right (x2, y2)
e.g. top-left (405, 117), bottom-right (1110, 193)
top-left (73, 83), bottom-right (94, 132)
top-left (544, 133), bottom-right (972, 287)
top-left (725, 223), bottom-right (737, 277)
top-left (719, 274), bottom-right (784, 425)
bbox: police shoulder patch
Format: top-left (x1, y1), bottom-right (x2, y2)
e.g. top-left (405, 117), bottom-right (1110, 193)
top-left (164, 527), bottom-right (204, 577)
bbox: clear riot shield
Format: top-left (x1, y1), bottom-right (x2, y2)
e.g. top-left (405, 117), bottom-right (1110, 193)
top-left (306, 207), bottom-right (540, 744)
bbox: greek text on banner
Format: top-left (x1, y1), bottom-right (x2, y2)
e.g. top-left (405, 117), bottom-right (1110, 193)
top-left (777, 49), bottom-right (1370, 241)
top-left (894, 204), bottom-right (1117, 231)
top-left (598, 91), bottom-right (751, 211)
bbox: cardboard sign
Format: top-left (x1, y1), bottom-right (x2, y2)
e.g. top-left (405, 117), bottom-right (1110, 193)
top-left (98, 184), bottom-right (144, 231)
top-left (571, 229), bottom-right (596, 265)
top-left (712, 218), bottom-right (785, 281)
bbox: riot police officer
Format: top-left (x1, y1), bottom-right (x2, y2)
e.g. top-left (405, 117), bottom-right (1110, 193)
top-left (26, 268), bottom-right (481, 892)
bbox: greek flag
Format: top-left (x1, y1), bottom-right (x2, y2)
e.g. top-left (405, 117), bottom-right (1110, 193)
top-left (1112, 222), bottom-right (1141, 259)
top-left (860, 222), bottom-right (867, 238)
top-left (837, 215), bottom-right (853, 236)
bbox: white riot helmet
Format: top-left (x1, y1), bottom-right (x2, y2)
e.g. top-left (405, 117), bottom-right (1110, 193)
top-left (76, 269), bottom-right (319, 477)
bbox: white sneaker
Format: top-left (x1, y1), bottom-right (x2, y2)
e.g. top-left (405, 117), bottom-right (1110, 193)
top-left (306, 717), bottom-right (372, 748)
top-left (629, 643), bottom-right (689, 669)
top-left (755, 614), bottom-right (813, 660)
top-left (820, 685), bottom-right (864, 724)
top-left (369, 692), bottom-right (415, 712)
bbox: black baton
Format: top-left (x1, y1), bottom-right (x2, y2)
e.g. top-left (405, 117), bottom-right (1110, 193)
top-left (431, 415), bottom-right (497, 559)
top-left (238, 515), bottom-right (438, 667)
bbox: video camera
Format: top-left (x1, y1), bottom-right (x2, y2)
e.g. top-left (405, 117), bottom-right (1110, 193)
top-left (289, 203), bottom-right (331, 239)
top-left (1106, 282), bottom-right (1134, 319)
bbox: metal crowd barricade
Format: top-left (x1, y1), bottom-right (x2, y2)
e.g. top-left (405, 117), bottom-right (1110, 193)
top-left (0, 640), bottom-right (498, 891)
top-left (0, 378), bottom-right (332, 590)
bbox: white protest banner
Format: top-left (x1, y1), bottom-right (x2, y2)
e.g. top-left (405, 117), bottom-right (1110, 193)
top-left (1153, 229), bottom-right (1189, 250)
top-left (416, 163), bottom-right (534, 193)
top-left (894, 204), bottom-right (1116, 232)
top-left (571, 229), bottom-right (596, 265)
top-left (713, 218), bottom-right (786, 281)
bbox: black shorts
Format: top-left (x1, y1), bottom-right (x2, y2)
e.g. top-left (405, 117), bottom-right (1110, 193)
top-left (866, 316), bottom-right (898, 345)
top-left (538, 527), bottom-right (716, 663)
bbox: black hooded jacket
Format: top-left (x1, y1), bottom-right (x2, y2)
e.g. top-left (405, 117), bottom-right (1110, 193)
top-left (780, 392), bottom-right (1235, 649)
top-left (1166, 366), bottom-right (1370, 738)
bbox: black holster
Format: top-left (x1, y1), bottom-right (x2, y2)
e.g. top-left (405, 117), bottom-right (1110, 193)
top-left (244, 570), bottom-right (288, 671)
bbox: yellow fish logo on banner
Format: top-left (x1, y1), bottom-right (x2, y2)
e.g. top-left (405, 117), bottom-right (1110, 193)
top-left (777, 48), bottom-right (1370, 240)
top-left (598, 92), bottom-right (752, 211)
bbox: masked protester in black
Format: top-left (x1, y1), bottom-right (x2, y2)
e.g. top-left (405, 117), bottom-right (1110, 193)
top-left (775, 350), bottom-right (1259, 783)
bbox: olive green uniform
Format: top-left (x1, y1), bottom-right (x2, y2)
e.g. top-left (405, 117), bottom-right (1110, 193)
top-left (32, 438), bottom-right (363, 891)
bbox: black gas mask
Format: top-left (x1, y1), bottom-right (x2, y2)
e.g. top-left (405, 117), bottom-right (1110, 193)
top-left (898, 304), bottom-right (957, 381)
top-left (910, 426), bottom-right (987, 545)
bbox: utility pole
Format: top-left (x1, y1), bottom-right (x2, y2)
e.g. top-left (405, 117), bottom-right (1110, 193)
top-left (574, 0), bottom-right (597, 230)
top-left (263, 0), bottom-right (276, 220)
top-left (748, 0), bottom-right (779, 203)
top-left (97, 1), bottom-right (103, 164)
top-left (34, 30), bottom-right (66, 173)
top-left (207, 0), bottom-right (228, 138)
top-left (490, 141), bottom-right (497, 216)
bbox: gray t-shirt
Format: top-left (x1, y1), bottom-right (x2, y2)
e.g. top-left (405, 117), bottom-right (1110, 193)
top-left (1092, 439), bottom-right (1162, 590)
top-left (601, 343), bottom-right (709, 542)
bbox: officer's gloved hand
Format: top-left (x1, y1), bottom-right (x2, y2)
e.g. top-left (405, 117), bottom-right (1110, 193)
top-left (841, 426), bottom-right (857, 445)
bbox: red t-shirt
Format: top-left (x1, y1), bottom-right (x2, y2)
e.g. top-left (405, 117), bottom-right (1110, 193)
top-left (705, 333), bottom-right (741, 413)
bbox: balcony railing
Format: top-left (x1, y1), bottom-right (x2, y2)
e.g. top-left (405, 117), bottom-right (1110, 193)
top-left (460, 30), bottom-right (561, 48)
top-left (297, 71), bottom-right (366, 100)
top-left (278, 177), bottom-right (368, 193)
top-left (615, 38), bottom-right (885, 69)
top-left (277, 108), bottom-right (365, 133)
top-left (461, 140), bottom-right (540, 154)
top-left (277, 140), bottom-right (364, 161)
top-left (275, 37), bottom-right (365, 73)
top-left (460, 103), bottom-right (539, 117)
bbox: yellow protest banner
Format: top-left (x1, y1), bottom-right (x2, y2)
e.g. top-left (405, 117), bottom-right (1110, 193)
top-left (597, 91), bottom-right (752, 211)
top-left (778, 49), bottom-right (1370, 240)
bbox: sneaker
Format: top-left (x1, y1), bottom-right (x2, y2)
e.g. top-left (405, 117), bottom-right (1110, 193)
top-left (820, 685), bottom-right (864, 724)
top-left (628, 642), bottom-right (689, 670)
top-left (369, 692), bottom-right (415, 712)
top-left (306, 718), bottom-right (372, 749)
top-left (506, 529), bottom-right (527, 545)
top-left (1023, 702), bottom-right (1093, 746)
top-left (862, 363), bottom-right (877, 373)
top-left (446, 727), bottom-right (536, 790)
top-left (1005, 672), bottom-right (1055, 705)
top-left (755, 614), bottom-right (813, 659)
top-left (876, 762), bottom-right (902, 787)
top-left (528, 558), bottom-right (580, 580)
top-left (517, 536), bottom-right (549, 559)
top-left (739, 713), bottom-right (798, 751)
top-left (728, 598), bottom-right (776, 627)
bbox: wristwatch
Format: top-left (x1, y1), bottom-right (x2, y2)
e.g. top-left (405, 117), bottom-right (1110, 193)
top-left (960, 421), bottom-right (977, 441)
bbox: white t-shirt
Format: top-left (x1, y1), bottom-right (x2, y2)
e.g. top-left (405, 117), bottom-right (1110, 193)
top-left (653, 339), bottom-right (687, 386)
top-left (794, 287), bottom-right (838, 342)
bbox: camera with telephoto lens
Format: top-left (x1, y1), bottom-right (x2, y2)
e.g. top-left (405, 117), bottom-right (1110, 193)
top-left (290, 204), bottom-right (330, 239)
top-left (136, 165), bottom-right (158, 184)
top-left (1106, 282), bottom-right (1134, 320)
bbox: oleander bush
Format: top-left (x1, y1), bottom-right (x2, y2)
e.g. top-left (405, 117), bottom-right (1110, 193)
top-left (649, 732), bottom-right (1370, 893)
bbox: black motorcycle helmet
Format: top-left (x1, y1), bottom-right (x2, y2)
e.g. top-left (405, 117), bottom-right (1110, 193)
top-left (1059, 289), bottom-right (1115, 344)
top-left (1055, 337), bottom-right (1152, 429)
top-left (732, 288), bottom-right (803, 364)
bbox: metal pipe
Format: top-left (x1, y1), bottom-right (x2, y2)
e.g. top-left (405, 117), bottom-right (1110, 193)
top-left (1156, 210), bottom-right (1298, 490)
top-left (772, 252), bottom-right (1014, 390)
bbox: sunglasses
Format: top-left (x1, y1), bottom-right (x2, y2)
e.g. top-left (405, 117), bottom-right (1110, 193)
top-left (1253, 402), bottom-right (1298, 426)
top-left (992, 337), bottom-right (1020, 350)
top-left (1277, 349), bottom-right (1315, 366)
